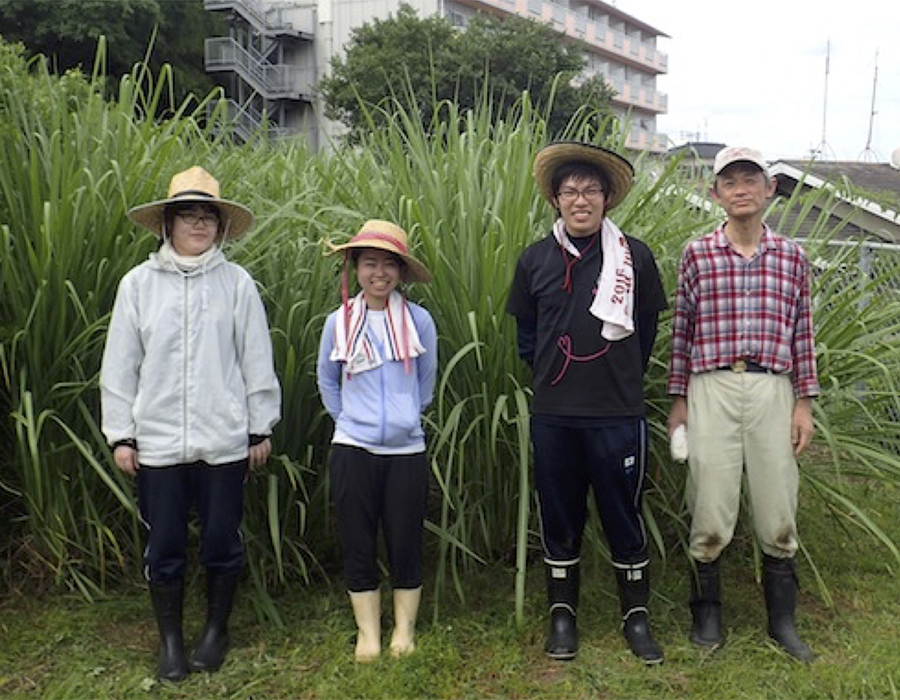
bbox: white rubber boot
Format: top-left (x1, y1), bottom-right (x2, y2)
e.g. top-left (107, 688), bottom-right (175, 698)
top-left (349, 590), bottom-right (381, 662)
top-left (389, 587), bottom-right (422, 658)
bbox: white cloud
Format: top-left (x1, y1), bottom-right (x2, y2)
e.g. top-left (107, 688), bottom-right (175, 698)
top-left (618, 0), bottom-right (900, 162)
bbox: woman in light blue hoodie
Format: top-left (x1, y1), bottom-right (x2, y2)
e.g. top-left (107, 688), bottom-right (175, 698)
top-left (317, 220), bottom-right (437, 663)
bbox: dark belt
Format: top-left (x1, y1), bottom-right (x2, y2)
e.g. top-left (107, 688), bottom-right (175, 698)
top-left (718, 360), bottom-right (772, 374)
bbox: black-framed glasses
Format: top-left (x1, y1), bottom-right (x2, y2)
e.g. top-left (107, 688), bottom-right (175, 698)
top-left (177, 211), bottom-right (220, 226)
top-left (556, 186), bottom-right (604, 202)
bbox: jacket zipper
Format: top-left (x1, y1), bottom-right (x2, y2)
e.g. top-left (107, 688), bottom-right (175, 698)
top-left (182, 275), bottom-right (189, 461)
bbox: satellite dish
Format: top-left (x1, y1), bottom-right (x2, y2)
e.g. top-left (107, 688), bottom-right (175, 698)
top-left (891, 147), bottom-right (900, 170)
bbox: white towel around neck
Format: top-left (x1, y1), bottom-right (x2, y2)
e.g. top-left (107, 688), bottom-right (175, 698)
top-left (553, 217), bottom-right (635, 341)
top-left (330, 290), bottom-right (425, 374)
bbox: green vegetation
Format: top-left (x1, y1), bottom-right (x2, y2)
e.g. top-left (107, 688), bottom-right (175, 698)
top-left (2, 32), bottom-right (900, 694)
top-left (1, 476), bottom-right (898, 699)
top-left (0, 0), bottom-right (221, 103)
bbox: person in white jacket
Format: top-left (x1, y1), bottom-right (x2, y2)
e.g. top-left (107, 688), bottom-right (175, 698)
top-left (317, 220), bottom-right (437, 663)
top-left (100, 166), bottom-right (280, 682)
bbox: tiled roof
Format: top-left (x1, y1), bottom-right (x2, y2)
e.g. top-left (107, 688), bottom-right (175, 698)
top-left (770, 160), bottom-right (900, 242)
top-left (777, 160), bottom-right (900, 205)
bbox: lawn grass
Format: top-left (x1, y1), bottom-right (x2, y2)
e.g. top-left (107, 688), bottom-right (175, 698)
top-left (1, 477), bottom-right (898, 700)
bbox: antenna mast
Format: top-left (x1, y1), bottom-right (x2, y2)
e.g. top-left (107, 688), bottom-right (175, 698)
top-left (813, 40), bottom-right (833, 159)
top-left (859, 50), bottom-right (879, 162)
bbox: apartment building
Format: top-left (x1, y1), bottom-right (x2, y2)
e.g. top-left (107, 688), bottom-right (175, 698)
top-left (204, 0), bottom-right (668, 152)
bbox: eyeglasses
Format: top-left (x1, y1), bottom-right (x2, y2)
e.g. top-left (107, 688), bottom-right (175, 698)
top-left (177, 211), bottom-right (220, 226)
top-left (556, 186), bottom-right (604, 202)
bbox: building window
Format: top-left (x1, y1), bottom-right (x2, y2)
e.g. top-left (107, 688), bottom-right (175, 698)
top-left (446, 9), bottom-right (467, 27)
top-left (553, 4), bottom-right (565, 26)
top-left (575, 14), bottom-right (586, 36)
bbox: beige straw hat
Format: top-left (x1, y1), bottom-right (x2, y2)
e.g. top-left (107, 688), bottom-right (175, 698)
top-left (533, 141), bottom-right (634, 211)
top-left (325, 220), bottom-right (431, 283)
top-left (127, 166), bottom-right (255, 239)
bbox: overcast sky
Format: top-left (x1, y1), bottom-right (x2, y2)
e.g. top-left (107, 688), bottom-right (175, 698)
top-left (616, 0), bottom-right (900, 163)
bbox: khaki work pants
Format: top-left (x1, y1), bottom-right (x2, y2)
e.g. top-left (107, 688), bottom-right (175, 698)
top-left (685, 370), bottom-right (799, 562)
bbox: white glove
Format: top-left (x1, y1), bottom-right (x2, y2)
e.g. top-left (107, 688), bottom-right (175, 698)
top-left (670, 424), bottom-right (688, 462)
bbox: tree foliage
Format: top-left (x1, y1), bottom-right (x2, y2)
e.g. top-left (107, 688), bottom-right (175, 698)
top-left (319, 3), bottom-right (616, 139)
top-left (0, 0), bottom-right (221, 103)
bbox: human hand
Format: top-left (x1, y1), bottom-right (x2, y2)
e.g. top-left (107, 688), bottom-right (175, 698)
top-left (248, 437), bottom-right (272, 469)
top-left (667, 396), bottom-right (688, 437)
top-left (113, 445), bottom-right (139, 477)
top-left (792, 398), bottom-right (814, 455)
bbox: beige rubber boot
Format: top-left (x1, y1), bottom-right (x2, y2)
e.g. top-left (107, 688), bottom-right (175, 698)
top-left (349, 590), bottom-right (381, 662)
top-left (389, 587), bottom-right (422, 658)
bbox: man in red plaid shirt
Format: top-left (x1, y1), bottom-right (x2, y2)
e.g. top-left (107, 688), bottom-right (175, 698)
top-left (667, 146), bottom-right (819, 662)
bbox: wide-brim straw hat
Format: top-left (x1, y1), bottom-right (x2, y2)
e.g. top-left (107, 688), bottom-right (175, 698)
top-left (127, 166), bottom-right (255, 239)
top-left (533, 141), bottom-right (634, 211)
top-left (324, 219), bottom-right (431, 283)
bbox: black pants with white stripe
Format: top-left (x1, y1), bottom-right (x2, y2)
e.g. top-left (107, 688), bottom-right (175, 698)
top-left (137, 459), bottom-right (247, 583)
top-left (532, 415), bottom-right (649, 568)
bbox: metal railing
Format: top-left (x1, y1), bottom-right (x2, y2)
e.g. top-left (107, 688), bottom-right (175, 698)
top-left (205, 37), bottom-right (300, 99)
top-left (206, 0), bottom-right (266, 26)
top-left (212, 98), bottom-right (293, 141)
top-left (204, 0), bottom-right (312, 36)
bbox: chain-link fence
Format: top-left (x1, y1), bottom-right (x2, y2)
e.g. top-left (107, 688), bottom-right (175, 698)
top-left (805, 238), bottom-right (900, 299)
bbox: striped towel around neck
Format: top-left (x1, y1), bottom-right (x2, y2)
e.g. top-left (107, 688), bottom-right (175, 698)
top-left (330, 291), bottom-right (425, 374)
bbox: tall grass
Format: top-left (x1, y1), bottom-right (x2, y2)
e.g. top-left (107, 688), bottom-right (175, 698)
top-left (0, 40), bottom-right (326, 601)
top-left (2, 40), bottom-right (900, 624)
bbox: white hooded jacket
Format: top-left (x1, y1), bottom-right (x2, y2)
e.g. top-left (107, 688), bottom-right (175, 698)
top-left (100, 248), bottom-right (281, 466)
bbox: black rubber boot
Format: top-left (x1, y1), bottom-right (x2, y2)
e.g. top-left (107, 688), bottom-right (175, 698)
top-left (690, 558), bottom-right (725, 649)
top-left (188, 569), bottom-right (240, 673)
top-left (544, 563), bottom-right (579, 660)
top-left (763, 555), bottom-right (815, 663)
top-left (149, 579), bottom-right (189, 682)
top-left (615, 561), bottom-right (664, 665)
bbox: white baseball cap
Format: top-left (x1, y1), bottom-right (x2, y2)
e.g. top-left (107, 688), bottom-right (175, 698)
top-left (713, 146), bottom-right (769, 177)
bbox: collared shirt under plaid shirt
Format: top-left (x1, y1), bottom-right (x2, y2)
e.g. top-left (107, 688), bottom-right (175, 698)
top-left (667, 224), bottom-right (820, 399)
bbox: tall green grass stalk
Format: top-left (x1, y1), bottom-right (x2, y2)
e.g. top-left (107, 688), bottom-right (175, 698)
top-left (2, 41), bottom-right (900, 624)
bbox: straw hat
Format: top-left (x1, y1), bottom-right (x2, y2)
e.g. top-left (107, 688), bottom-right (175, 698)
top-left (325, 220), bottom-right (431, 283)
top-left (533, 141), bottom-right (634, 211)
top-left (127, 166), bottom-right (255, 239)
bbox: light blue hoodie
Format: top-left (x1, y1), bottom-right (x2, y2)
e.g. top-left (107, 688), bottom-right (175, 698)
top-left (316, 301), bottom-right (437, 454)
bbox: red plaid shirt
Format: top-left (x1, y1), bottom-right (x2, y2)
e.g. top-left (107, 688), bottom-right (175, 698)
top-left (667, 225), bottom-right (820, 399)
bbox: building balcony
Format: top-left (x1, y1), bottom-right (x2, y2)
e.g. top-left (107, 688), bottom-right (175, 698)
top-left (625, 128), bottom-right (668, 153)
top-left (604, 77), bottom-right (668, 113)
top-left (454, 0), bottom-right (667, 74)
